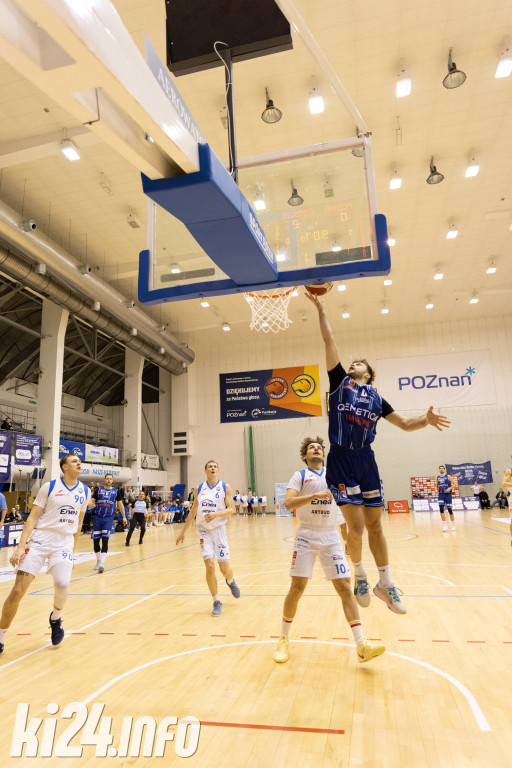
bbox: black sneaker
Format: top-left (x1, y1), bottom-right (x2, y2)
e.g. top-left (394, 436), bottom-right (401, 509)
top-left (0, 641), bottom-right (4, 654)
top-left (49, 613), bottom-right (64, 646)
top-left (125, 541), bottom-right (130, 546)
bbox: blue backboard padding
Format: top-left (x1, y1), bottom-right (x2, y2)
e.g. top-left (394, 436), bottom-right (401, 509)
top-left (138, 213), bottom-right (390, 304)
top-left (141, 143), bottom-right (278, 285)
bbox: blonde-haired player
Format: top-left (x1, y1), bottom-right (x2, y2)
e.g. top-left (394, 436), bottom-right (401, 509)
top-left (176, 460), bottom-right (241, 616)
top-left (0, 453), bottom-right (90, 652)
top-left (274, 437), bottom-right (385, 665)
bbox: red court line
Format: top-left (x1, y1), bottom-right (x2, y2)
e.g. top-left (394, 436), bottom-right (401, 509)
top-left (71, 632), bottom-right (86, 635)
top-left (368, 638), bottom-right (381, 641)
top-left (155, 633), bottom-right (169, 636)
top-left (467, 641), bottom-right (485, 643)
top-left (183, 634), bottom-right (197, 637)
top-left (200, 720), bottom-right (344, 735)
top-left (270, 636), bottom-right (279, 639)
top-left (211, 634), bottom-right (226, 637)
top-left (127, 633), bottom-right (141, 635)
top-left (504, 641), bottom-right (512, 644)
top-left (100, 632), bottom-right (114, 635)
top-left (17, 633), bottom-right (31, 636)
top-left (301, 636), bottom-right (317, 639)
top-left (240, 635), bottom-right (255, 638)
top-left (397, 639), bottom-right (415, 642)
top-left (432, 640), bottom-right (449, 642)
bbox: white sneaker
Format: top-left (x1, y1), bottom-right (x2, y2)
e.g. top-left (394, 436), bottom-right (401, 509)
top-left (274, 635), bottom-right (289, 663)
top-left (442, 524), bottom-right (448, 532)
top-left (451, 524), bottom-right (456, 531)
top-left (373, 583), bottom-right (407, 614)
top-left (93, 562), bottom-right (100, 570)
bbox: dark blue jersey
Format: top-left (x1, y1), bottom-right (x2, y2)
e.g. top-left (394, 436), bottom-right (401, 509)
top-left (93, 486), bottom-right (122, 519)
top-left (328, 364), bottom-right (394, 451)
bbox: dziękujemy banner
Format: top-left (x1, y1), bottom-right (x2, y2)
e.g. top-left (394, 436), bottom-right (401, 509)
top-left (220, 366), bottom-right (322, 423)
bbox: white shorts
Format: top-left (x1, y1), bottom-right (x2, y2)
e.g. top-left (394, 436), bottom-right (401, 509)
top-left (289, 527), bottom-right (350, 580)
top-left (18, 529), bottom-right (74, 579)
top-left (196, 526), bottom-right (229, 562)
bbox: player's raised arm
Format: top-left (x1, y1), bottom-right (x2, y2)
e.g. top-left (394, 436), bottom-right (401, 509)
top-left (305, 290), bottom-right (340, 371)
top-left (385, 406), bottom-right (451, 432)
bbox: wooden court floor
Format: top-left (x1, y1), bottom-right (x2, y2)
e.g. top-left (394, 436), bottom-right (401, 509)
top-left (0, 509), bottom-right (511, 767)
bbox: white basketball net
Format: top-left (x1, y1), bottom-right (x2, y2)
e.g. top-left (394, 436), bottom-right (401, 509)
top-left (244, 287), bottom-right (297, 333)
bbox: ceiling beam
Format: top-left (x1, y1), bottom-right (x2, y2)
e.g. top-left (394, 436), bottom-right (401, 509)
top-left (0, 338), bottom-right (39, 386)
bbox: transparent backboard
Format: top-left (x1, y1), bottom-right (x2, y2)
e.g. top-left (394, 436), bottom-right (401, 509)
top-left (139, 137), bottom-right (390, 304)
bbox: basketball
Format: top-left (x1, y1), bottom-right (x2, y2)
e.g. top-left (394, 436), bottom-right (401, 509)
top-left (305, 282), bottom-right (333, 296)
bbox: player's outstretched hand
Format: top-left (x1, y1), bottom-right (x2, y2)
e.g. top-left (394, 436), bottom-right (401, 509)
top-left (175, 533), bottom-right (184, 546)
top-left (304, 290), bottom-right (324, 311)
top-left (426, 406), bottom-right (451, 431)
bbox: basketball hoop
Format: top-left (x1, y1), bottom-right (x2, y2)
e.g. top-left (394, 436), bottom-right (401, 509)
top-left (244, 287), bottom-right (297, 333)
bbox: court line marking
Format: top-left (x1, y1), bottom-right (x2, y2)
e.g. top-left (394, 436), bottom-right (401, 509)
top-left (501, 585), bottom-right (512, 595)
top-left (200, 720), bottom-right (344, 735)
top-left (0, 582), bottom-right (176, 673)
top-left (79, 639), bottom-right (490, 732)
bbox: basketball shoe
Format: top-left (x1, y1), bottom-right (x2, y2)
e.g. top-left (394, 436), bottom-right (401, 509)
top-left (49, 613), bottom-right (65, 646)
top-left (356, 640), bottom-right (386, 664)
top-left (354, 578), bottom-right (371, 607)
top-left (211, 600), bottom-right (222, 616)
top-left (373, 583), bottom-right (407, 614)
top-left (274, 636), bottom-right (289, 663)
top-left (226, 579), bottom-right (240, 598)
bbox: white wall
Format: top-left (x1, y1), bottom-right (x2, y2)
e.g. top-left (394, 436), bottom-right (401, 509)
top-left (183, 315), bottom-right (512, 501)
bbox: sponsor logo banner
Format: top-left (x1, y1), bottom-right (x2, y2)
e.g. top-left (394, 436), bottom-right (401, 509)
top-left (85, 444), bottom-right (118, 464)
top-left (0, 431), bottom-right (12, 482)
top-left (445, 461), bottom-right (492, 485)
top-left (413, 496), bottom-right (481, 512)
top-left (376, 350), bottom-right (496, 409)
top-left (388, 500), bottom-right (409, 514)
top-left (220, 366), bottom-right (321, 423)
top-left (14, 433), bottom-right (42, 466)
top-left (59, 440), bottom-right (85, 460)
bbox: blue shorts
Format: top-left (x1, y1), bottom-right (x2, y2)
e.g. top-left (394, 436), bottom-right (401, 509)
top-left (91, 515), bottom-right (115, 538)
top-left (326, 444), bottom-right (383, 508)
top-left (438, 493), bottom-right (452, 507)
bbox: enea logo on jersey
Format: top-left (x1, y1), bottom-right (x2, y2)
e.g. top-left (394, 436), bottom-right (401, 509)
top-left (291, 373), bottom-right (316, 398)
top-left (264, 376), bottom-right (288, 399)
top-left (59, 505), bottom-right (78, 516)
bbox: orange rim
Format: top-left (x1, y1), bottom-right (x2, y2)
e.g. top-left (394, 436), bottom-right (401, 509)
top-left (243, 287), bottom-right (298, 300)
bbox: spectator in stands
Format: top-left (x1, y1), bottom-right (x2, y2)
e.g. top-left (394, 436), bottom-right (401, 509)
top-left (478, 487), bottom-right (491, 509)
top-left (1, 417), bottom-right (13, 431)
top-left (491, 489), bottom-right (508, 509)
top-left (5, 507), bottom-right (22, 524)
top-left (472, 482), bottom-right (483, 498)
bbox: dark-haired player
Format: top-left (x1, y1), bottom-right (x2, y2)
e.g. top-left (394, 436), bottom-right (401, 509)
top-left (0, 453), bottom-right (90, 652)
top-left (307, 291), bottom-right (450, 615)
top-left (274, 436), bottom-right (385, 665)
top-left (90, 472), bottom-right (126, 573)
top-left (437, 466), bottom-right (455, 531)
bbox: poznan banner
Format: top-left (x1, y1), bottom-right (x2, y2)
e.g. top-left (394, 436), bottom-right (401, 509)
top-left (376, 350), bottom-right (496, 410)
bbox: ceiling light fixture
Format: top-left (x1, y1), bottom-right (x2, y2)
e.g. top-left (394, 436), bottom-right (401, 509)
top-left (396, 66), bottom-right (411, 98)
top-left (159, 346), bottom-right (165, 355)
top-left (469, 293), bottom-right (479, 304)
top-left (261, 87), bottom-right (282, 123)
top-left (219, 106), bottom-right (228, 129)
top-left (337, 284), bottom-right (346, 292)
top-left (342, 312), bottom-right (350, 319)
top-left (442, 48), bottom-right (467, 88)
top-left (384, 279), bottom-right (392, 286)
top-left (446, 224), bottom-right (458, 239)
top-left (127, 213), bottom-right (140, 229)
top-left (465, 157), bottom-right (479, 177)
top-left (331, 241), bottom-right (342, 252)
top-left (276, 251), bottom-right (287, 262)
top-left (426, 300), bottom-right (434, 309)
top-left (427, 157), bottom-right (444, 184)
top-left (222, 322), bottom-right (231, 331)
top-left (388, 236), bottom-right (396, 246)
top-left (381, 305), bottom-right (389, 315)
top-left (308, 87), bottom-right (324, 114)
top-left (434, 267), bottom-right (444, 280)
top-left (291, 289), bottom-right (298, 297)
top-left (200, 300), bottom-right (209, 307)
top-left (170, 263), bottom-right (181, 274)
top-left (287, 180), bottom-right (304, 207)
top-left (254, 196), bottom-right (266, 211)
top-left (495, 49), bottom-right (512, 78)
top-left (92, 301), bottom-right (100, 312)
top-left (60, 138), bottom-right (80, 161)
top-left (389, 171), bottom-right (402, 190)
top-left (487, 260), bottom-right (497, 274)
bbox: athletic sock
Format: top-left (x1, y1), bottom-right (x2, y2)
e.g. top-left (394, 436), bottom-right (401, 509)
top-left (99, 553), bottom-right (107, 565)
top-left (377, 565), bottom-right (392, 588)
top-left (353, 561), bottom-right (367, 579)
top-left (51, 609), bottom-right (62, 621)
top-left (349, 620), bottom-right (364, 644)
top-left (0, 628), bottom-right (7, 642)
top-left (281, 616), bottom-right (293, 638)
top-left (226, 578), bottom-right (233, 585)
top-left (213, 594), bottom-right (219, 602)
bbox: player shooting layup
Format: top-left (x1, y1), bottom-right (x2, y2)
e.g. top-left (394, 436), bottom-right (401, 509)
top-left (176, 460), bottom-right (241, 616)
top-left (307, 291), bottom-right (450, 614)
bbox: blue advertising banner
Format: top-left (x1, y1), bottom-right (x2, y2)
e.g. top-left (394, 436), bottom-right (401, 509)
top-left (446, 461), bottom-right (492, 485)
top-left (14, 433), bottom-right (42, 466)
top-left (59, 440), bottom-right (86, 460)
top-left (0, 431), bottom-right (12, 482)
top-left (220, 366), bottom-right (322, 423)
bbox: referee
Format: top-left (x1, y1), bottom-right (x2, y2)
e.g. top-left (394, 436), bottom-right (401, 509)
top-left (125, 491), bottom-right (148, 546)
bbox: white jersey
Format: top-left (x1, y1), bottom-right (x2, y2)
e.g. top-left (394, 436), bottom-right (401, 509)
top-left (288, 467), bottom-right (343, 529)
top-left (33, 478), bottom-right (90, 536)
top-left (259, 495), bottom-right (267, 505)
top-left (196, 480), bottom-right (228, 530)
top-left (241, 495), bottom-right (248, 508)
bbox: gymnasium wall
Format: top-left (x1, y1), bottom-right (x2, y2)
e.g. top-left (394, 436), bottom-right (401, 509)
top-left (184, 314), bottom-right (512, 503)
